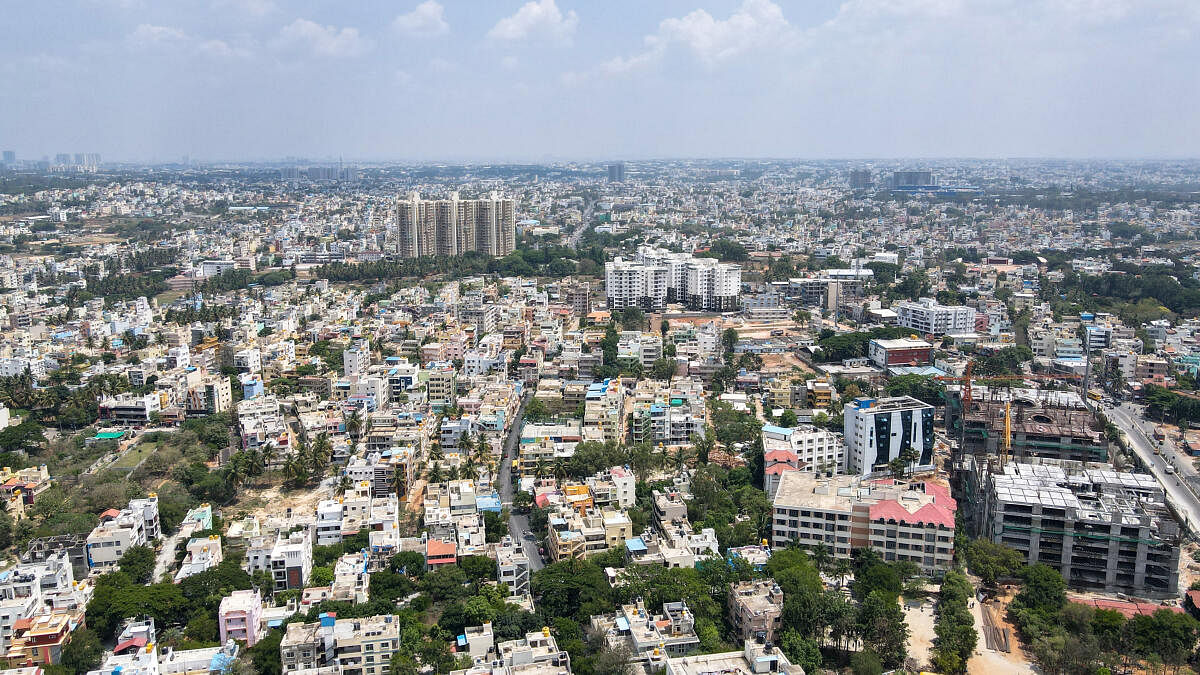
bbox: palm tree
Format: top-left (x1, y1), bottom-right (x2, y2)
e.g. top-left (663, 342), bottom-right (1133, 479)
top-left (261, 442), bottom-right (278, 473)
top-left (336, 474), bottom-right (352, 496)
top-left (345, 408), bottom-right (363, 442)
top-left (833, 558), bottom-right (852, 589)
top-left (428, 462), bottom-right (444, 483)
top-left (811, 543), bottom-right (831, 576)
top-left (429, 443), bottom-right (444, 462)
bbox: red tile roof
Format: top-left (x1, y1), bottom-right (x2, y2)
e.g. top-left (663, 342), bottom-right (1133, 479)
top-left (764, 450), bottom-right (798, 462)
top-left (426, 539), bottom-right (456, 559)
top-left (869, 500), bottom-right (955, 529)
top-left (922, 481), bottom-right (958, 510)
top-left (114, 636), bottom-right (148, 654)
top-left (764, 464), bottom-right (800, 475)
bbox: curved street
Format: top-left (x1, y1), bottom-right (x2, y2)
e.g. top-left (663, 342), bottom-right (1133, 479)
top-left (1104, 401), bottom-right (1200, 537)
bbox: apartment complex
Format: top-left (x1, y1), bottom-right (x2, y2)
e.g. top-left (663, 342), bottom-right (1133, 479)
top-left (762, 424), bottom-right (844, 498)
top-left (771, 471), bottom-right (957, 575)
top-left (666, 641), bottom-right (802, 675)
top-left (894, 298), bottom-right (976, 335)
top-left (978, 461), bottom-right (1180, 597)
top-left (727, 580), bottom-right (784, 644)
top-left (393, 191), bottom-right (516, 259)
top-left (606, 246), bottom-right (741, 312)
top-left (279, 613), bottom-right (400, 674)
top-left (843, 396), bottom-right (935, 476)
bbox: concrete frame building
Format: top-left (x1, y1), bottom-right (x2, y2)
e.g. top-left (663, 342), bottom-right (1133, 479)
top-left (394, 191), bottom-right (515, 259)
top-left (979, 461), bottom-right (1180, 597)
top-left (894, 298), bottom-right (976, 335)
top-left (843, 396), bottom-right (935, 476)
top-left (727, 580), bottom-right (784, 644)
top-left (771, 471), bottom-right (956, 575)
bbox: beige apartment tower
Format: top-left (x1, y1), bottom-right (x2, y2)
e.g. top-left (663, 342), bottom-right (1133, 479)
top-left (394, 191), bottom-right (515, 258)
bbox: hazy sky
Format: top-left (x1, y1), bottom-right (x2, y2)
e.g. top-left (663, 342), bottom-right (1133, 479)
top-left (3, 0), bottom-right (1198, 161)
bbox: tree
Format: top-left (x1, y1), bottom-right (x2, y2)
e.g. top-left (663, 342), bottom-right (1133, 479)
top-left (309, 566), bottom-right (334, 587)
top-left (524, 399), bottom-right (551, 423)
top-left (778, 410), bottom-right (798, 428)
top-left (0, 420), bottom-right (45, 454)
top-left (858, 591), bottom-right (909, 668)
top-left (780, 630), bottom-right (822, 673)
top-left (720, 328), bottom-right (739, 356)
top-left (118, 545), bottom-right (155, 584)
top-left (59, 627), bottom-right (104, 673)
top-left (850, 649), bottom-right (883, 675)
top-left (531, 558), bottom-right (611, 622)
top-left (1016, 564), bottom-right (1066, 616)
top-left (649, 358), bottom-right (677, 381)
top-left (964, 539), bottom-right (1024, 587)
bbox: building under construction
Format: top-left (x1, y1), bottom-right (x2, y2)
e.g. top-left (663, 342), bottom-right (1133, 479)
top-left (963, 458), bottom-right (1180, 597)
top-left (946, 385), bottom-right (1109, 464)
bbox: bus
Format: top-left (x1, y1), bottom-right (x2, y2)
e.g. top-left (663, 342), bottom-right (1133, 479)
top-left (1088, 389), bottom-right (1104, 403)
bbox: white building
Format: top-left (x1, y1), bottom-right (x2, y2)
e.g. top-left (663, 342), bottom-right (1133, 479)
top-left (894, 297), bottom-right (976, 335)
top-left (605, 259), bottom-right (668, 311)
top-left (843, 396), bottom-right (935, 475)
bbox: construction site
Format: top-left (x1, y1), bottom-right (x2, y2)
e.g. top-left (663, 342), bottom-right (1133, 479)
top-left (945, 385), bottom-right (1109, 465)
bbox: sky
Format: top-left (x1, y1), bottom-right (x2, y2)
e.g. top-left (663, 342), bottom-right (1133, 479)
top-left (2, 0), bottom-right (1199, 162)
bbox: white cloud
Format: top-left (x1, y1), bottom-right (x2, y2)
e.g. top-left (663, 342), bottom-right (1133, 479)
top-left (599, 0), bottom-right (793, 75)
top-left (393, 1), bottom-right (450, 37)
top-left (488, 0), bottom-right (578, 45)
top-left (128, 24), bottom-right (188, 47)
top-left (211, 0), bottom-right (276, 17)
top-left (275, 19), bottom-right (372, 57)
top-left (198, 39), bottom-right (252, 59)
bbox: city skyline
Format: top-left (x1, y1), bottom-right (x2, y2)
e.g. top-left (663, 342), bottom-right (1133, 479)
top-left (3, 0), bottom-right (1200, 162)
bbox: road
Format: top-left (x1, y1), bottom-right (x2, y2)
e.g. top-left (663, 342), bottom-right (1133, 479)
top-left (497, 390), bottom-right (544, 571)
top-left (566, 199), bottom-right (597, 248)
top-left (153, 530), bottom-right (184, 582)
top-left (1104, 401), bottom-right (1200, 536)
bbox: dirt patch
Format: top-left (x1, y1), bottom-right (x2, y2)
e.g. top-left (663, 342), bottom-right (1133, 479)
top-left (903, 599), bottom-right (936, 668)
top-left (968, 586), bottom-right (1036, 675)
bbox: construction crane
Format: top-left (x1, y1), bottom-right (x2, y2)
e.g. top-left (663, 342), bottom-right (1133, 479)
top-left (934, 361), bottom-right (1083, 455)
top-left (933, 361), bottom-right (1083, 411)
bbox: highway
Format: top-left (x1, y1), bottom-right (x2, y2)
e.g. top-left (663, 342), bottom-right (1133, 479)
top-left (566, 199), bottom-right (596, 248)
top-left (1103, 401), bottom-right (1200, 536)
top-left (497, 390), bottom-right (544, 571)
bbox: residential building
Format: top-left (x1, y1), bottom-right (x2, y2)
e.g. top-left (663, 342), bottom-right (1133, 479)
top-left (867, 338), bottom-right (933, 368)
top-left (842, 396), bottom-right (934, 476)
top-left (771, 471), bottom-right (956, 575)
top-left (219, 589), bottom-right (264, 647)
top-left (665, 641), bottom-right (802, 675)
top-left (496, 536), bottom-right (530, 597)
top-left (762, 425), bottom-right (844, 498)
top-left (590, 599), bottom-right (700, 673)
top-left (727, 580), bottom-right (783, 644)
top-left (894, 298), bottom-right (976, 335)
top-left (394, 191), bottom-right (515, 258)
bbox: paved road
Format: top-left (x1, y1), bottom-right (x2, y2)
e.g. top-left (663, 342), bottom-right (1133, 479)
top-left (497, 390), bottom-right (544, 571)
top-left (566, 199), bottom-right (596, 248)
top-left (153, 531), bottom-right (183, 582)
top-left (1104, 401), bottom-right (1200, 536)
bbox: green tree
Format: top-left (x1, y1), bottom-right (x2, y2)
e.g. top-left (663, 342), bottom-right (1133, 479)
top-left (1016, 564), bottom-right (1066, 616)
top-left (59, 627), bottom-right (104, 673)
top-left (118, 545), bottom-right (155, 584)
top-left (779, 630), bottom-right (822, 673)
top-left (309, 566), bottom-right (334, 587)
top-left (964, 538), bottom-right (1024, 587)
